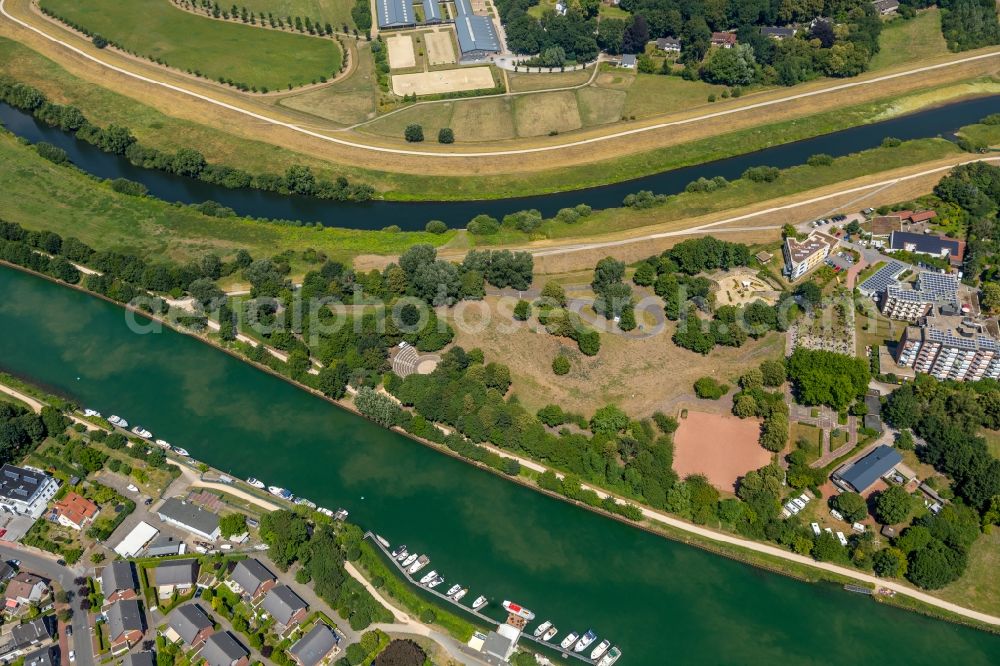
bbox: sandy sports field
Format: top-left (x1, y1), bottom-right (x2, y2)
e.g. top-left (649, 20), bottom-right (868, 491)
top-left (425, 30), bottom-right (457, 65)
top-left (387, 34), bottom-right (416, 70)
top-left (392, 67), bottom-right (494, 96)
top-left (673, 411), bottom-right (771, 492)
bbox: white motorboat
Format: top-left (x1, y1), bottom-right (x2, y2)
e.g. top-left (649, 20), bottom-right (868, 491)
top-left (574, 630), bottom-right (597, 652)
top-left (173, 447), bottom-right (190, 457)
top-left (590, 640), bottom-right (611, 660)
top-left (560, 633), bottom-right (579, 650)
top-left (154, 439), bottom-right (172, 450)
top-left (83, 409), bottom-right (101, 417)
top-left (317, 507), bottom-right (334, 517)
top-left (419, 570), bottom-right (438, 584)
top-left (408, 555), bottom-right (429, 574)
top-left (452, 588), bottom-right (468, 602)
top-left (427, 576), bottom-right (444, 589)
top-left (268, 486), bottom-right (293, 500)
top-left (130, 426), bottom-right (152, 439)
top-left (246, 477), bottom-right (265, 489)
top-left (542, 626), bottom-right (558, 642)
top-left (533, 621), bottom-right (552, 638)
top-left (598, 647), bottom-right (621, 666)
top-left (391, 544), bottom-right (407, 559)
top-left (401, 553), bottom-right (418, 568)
top-left (445, 584), bottom-right (461, 597)
top-left (375, 535), bottom-right (390, 548)
top-left (471, 595), bottom-right (488, 610)
top-left (396, 549), bottom-right (410, 563)
top-left (109, 415), bottom-right (128, 428)
top-left (502, 600), bottom-right (535, 621)
top-left (295, 497), bottom-right (317, 509)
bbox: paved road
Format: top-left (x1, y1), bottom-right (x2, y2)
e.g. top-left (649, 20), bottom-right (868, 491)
top-left (2, 0), bottom-right (997, 158)
top-left (0, 545), bottom-right (94, 666)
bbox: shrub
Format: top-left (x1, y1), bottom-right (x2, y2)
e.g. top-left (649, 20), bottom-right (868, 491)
top-left (807, 153), bottom-right (834, 167)
top-left (881, 137), bottom-right (902, 148)
top-left (513, 300), bottom-right (532, 321)
top-left (693, 376), bottom-right (728, 400)
top-left (404, 124), bottom-right (424, 142)
top-left (35, 142), bottom-right (69, 165)
top-left (438, 127), bottom-right (454, 144)
top-left (552, 355), bottom-right (570, 375)
top-left (109, 178), bottom-right (148, 196)
top-left (424, 220), bottom-right (448, 234)
top-left (742, 166), bottom-right (780, 182)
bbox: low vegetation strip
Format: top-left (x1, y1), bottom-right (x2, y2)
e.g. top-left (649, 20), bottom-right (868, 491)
top-left (38, 0), bottom-right (342, 91)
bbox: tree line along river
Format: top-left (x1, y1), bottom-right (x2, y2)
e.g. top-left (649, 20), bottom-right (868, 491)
top-left (2, 266), bottom-right (1000, 664)
top-left (1, 96), bottom-right (999, 230)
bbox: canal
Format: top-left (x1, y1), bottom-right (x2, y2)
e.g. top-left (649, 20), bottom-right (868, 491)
top-left (1, 96), bottom-right (999, 230)
top-left (1, 265), bottom-right (999, 664)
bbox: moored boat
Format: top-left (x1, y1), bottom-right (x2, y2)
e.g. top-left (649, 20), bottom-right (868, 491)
top-left (574, 630), bottom-right (597, 652)
top-left (408, 555), bottom-right (429, 574)
top-left (295, 497), bottom-right (317, 509)
top-left (452, 588), bottom-right (468, 602)
top-left (83, 409), bottom-right (101, 417)
top-left (533, 621), bottom-right (552, 638)
top-left (391, 544), bottom-right (407, 559)
top-left (108, 415), bottom-right (127, 427)
top-left (268, 486), bottom-right (293, 500)
top-left (131, 426), bottom-right (152, 439)
top-left (419, 570), bottom-right (438, 584)
top-left (502, 600), bottom-right (535, 621)
top-left (333, 508), bottom-right (349, 520)
top-left (427, 576), bottom-right (444, 589)
top-left (445, 584), bottom-right (461, 597)
top-left (316, 507), bottom-right (334, 517)
top-left (542, 626), bottom-right (558, 642)
top-left (246, 477), bottom-right (265, 489)
top-left (598, 647), bottom-right (621, 666)
top-left (590, 640), bottom-right (611, 660)
top-left (471, 595), bottom-right (488, 610)
top-left (173, 447), bottom-right (190, 457)
top-left (396, 549), bottom-right (410, 562)
top-left (401, 553), bottom-right (417, 567)
top-left (375, 534), bottom-right (390, 549)
top-left (154, 439), bottom-right (172, 449)
top-left (560, 633), bottom-right (579, 650)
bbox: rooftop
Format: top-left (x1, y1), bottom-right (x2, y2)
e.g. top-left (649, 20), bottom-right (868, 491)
top-left (101, 561), bottom-right (138, 597)
top-left (262, 585), bottom-right (308, 626)
top-left (202, 631), bottom-right (250, 666)
top-left (154, 559), bottom-right (199, 587)
top-left (454, 0), bottom-right (500, 55)
top-left (121, 652), bottom-right (156, 666)
top-left (889, 231), bottom-right (965, 264)
top-left (836, 445), bottom-right (902, 492)
top-left (0, 465), bottom-right (51, 503)
top-left (157, 498), bottom-right (220, 537)
top-left (11, 617), bottom-right (53, 647)
top-left (289, 624), bottom-right (340, 666)
top-left (230, 559), bottom-right (275, 595)
top-left (168, 604), bottom-right (213, 645)
top-left (376, 0), bottom-right (414, 28)
top-left (107, 599), bottom-right (145, 638)
top-left (22, 646), bottom-right (57, 666)
top-left (422, 0), bottom-right (442, 22)
top-left (785, 231), bottom-right (838, 264)
top-left (53, 492), bottom-right (98, 526)
top-left (858, 260), bottom-right (907, 296)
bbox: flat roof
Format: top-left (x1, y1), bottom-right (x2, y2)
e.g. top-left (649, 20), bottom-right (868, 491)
top-left (0, 465), bottom-right (50, 503)
top-left (114, 521), bottom-right (159, 558)
top-left (158, 497), bottom-right (220, 537)
top-left (377, 0), bottom-right (415, 28)
top-left (784, 231), bottom-right (837, 264)
top-left (454, 0), bottom-right (500, 55)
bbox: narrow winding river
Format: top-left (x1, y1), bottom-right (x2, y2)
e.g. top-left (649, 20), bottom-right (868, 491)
top-left (2, 96), bottom-right (999, 230)
top-left (1, 266), bottom-right (999, 663)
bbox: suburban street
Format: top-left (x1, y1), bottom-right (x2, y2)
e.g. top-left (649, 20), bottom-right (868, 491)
top-left (0, 544), bottom-right (94, 666)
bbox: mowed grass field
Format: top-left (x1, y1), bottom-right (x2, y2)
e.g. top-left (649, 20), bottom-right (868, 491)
top-left (870, 9), bottom-right (949, 71)
top-left (0, 133), bottom-right (451, 268)
top-left (40, 0), bottom-right (342, 90)
top-left (278, 44), bottom-right (377, 124)
top-left (236, 0), bottom-right (358, 29)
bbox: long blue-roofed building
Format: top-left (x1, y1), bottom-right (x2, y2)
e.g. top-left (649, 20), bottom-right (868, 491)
top-left (376, 0), bottom-right (416, 29)
top-left (454, 0), bottom-right (501, 60)
top-left (422, 0), bottom-right (443, 23)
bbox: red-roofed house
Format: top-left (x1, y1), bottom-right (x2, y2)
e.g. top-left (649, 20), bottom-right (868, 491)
top-left (711, 32), bottom-right (737, 48)
top-left (53, 492), bottom-right (99, 531)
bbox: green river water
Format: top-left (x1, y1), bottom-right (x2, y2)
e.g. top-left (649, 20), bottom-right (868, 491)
top-left (1, 264), bottom-right (999, 665)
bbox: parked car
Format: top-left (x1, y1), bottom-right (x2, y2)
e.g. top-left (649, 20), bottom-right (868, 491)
top-left (68, 651), bottom-right (75, 662)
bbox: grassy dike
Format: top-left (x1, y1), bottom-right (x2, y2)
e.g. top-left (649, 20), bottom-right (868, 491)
top-left (2, 256), bottom-right (999, 637)
top-left (0, 131), bottom-right (454, 268)
top-left (0, 35), bottom-right (997, 200)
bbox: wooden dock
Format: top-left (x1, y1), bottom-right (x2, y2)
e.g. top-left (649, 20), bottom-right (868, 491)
top-left (363, 532), bottom-right (598, 665)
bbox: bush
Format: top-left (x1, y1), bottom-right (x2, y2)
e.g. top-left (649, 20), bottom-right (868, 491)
top-left (466, 214), bottom-right (500, 235)
top-left (694, 377), bottom-right (728, 400)
top-left (438, 127), bottom-right (454, 144)
top-left (109, 178), bottom-right (148, 197)
top-left (881, 136), bottom-right (902, 148)
top-left (742, 166), bottom-right (780, 183)
top-left (424, 220), bottom-right (448, 234)
top-left (35, 142), bottom-right (69, 165)
top-left (404, 124), bottom-right (424, 142)
top-left (513, 300), bottom-right (531, 321)
top-left (552, 355), bottom-right (570, 375)
top-left (807, 153), bottom-right (834, 167)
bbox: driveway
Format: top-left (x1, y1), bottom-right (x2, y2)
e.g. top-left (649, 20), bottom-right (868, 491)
top-left (0, 544), bottom-right (94, 666)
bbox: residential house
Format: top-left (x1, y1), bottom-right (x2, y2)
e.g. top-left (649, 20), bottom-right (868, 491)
top-left (619, 54), bottom-right (636, 69)
top-left (122, 652), bottom-right (156, 666)
top-left (101, 561), bottom-right (139, 604)
top-left (760, 26), bottom-right (796, 39)
top-left (106, 599), bottom-right (146, 654)
top-left (832, 445), bottom-right (903, 493)
top-left (166, 604), bottom-right (214, 647)
top-left (22, 645), bottom-right (58, 666)
top-left (4, 573), bottom-right (48, 613)
top-left (0, 561), bottom-right (14, 582)
top-left (261, 586), bottom-right (308, 631)
top-left (654, 37), bottom-right (681, 52)
top-left (201, 631), bottom-right (250, 666)
top-left (156, 498), bottom-right (221, 541)
top-left (888, 230), bottom-right (965, 268)
top-left (289, 624), bottom-right (340, 666)
top-left (872, 0), bottom-right (899, 15)
top-left (782, 230), bottom-right (838, 280)
top-left (52, 492), bottom-right (98, 531)
top-left (229, 559), bottom-right (276, 600)
top-left (0, 616), bottom-right (55, 660)
top-left (710, 32), bottom-right (737, 48)
top-left (0, 465), bottom-right (58, 519)
top-left (153, 559), bottom-right (199, 598)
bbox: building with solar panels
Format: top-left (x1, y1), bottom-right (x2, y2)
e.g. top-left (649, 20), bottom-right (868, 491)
top-left (880, 271), bottom-right (959, 322)
top-left (454, 0), bottom-right (501, 60)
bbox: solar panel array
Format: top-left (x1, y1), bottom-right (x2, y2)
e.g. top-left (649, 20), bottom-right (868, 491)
top-left (858, 260), bottom-right (907, 296)
top-left (915, 272), bottom-right (959, 304)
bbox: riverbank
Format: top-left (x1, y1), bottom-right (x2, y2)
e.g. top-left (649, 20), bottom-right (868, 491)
top-left (0, 9), bottom-right (997, 200)
top-left (2, 258), bottom-right (999, 637)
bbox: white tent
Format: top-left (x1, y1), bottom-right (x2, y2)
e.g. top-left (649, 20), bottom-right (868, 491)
top-left (114, 521), bottom-right (159, 558)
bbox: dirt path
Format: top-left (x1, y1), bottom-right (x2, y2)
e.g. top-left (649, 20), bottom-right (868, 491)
top-left (0, 381), bottom-right (99, 430)
top-left (4, 0), bottom-right (997, 159)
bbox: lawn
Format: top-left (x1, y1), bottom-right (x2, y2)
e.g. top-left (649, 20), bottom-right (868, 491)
top-left (279, 43), bottom-right (377, 125)
top-left (507, 68), bottom-right (592, 92)
top-left (790, 421), bottom-right (823, 462)
top-left (620, 71), bottom-right (731, 118)
top-left (236, 0), bottom-right (359, 29)
top-left (513, 90), bottom-right (583, 136)
top-left (40, 0), bottom-right (342, 90)
top-left (0, 133), bottom-right (452, 271)
top-left (936, 527), bottom-right (1000, 616)
top-left (870, 9), bottom-right (949, 72)
top-left (982, 428), bottom-right (1000, 459)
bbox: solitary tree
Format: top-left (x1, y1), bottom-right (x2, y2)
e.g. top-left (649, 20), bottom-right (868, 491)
top-left (438, 127), bottom-right (455, 144)
top-left (404, 124), bottom-right (424, 142)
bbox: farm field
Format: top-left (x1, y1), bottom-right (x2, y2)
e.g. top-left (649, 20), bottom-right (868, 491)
top-left (235, 0), bottom-right (358, 29)
top-left (39, 0), bottom-right (342, 90)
